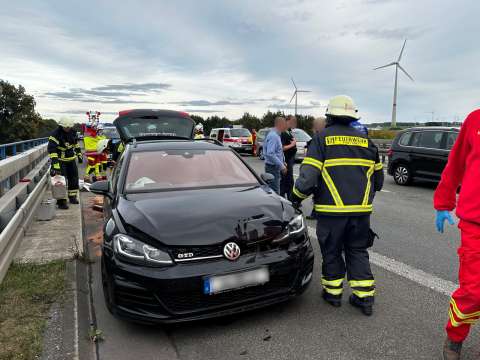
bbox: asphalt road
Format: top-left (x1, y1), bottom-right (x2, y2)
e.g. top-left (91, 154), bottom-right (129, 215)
top-left (82, 155), bottom-right (479, 360)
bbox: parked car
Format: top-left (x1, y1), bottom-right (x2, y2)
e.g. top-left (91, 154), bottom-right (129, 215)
top-left (387, 126), bottom-right (460, 185)
top-left (209, 127), bottom-right (253, 154)
top-left (90, 109), bottom-right (314, 324)
top-left (292, 128), bottom-right (312, 161)
top-left (255, 128), bottom-right (270, 159)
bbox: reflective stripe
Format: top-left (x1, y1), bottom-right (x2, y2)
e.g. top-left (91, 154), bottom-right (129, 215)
top-left (48, 136), bottom-right (59, 144)
top-left (53, 163), bottom-right (60, 170)
top-left (293, 187), bottom-right (308, 199)
top-left (352, 289), bottom-right (375, 298)
top-left (59, 156), bottom-right (76, 161)
top-left (314, 204), bottom-right (373, 213)
top-left (322, 278), bottom-right (344, 287)
top-left (87, 157), bottom-right (95, 161)
top-left (448, 308), bottom-right (461, 327)
top-left (349, 279), bottom-right (375, 288)
top-left (324, 287), bottom-right (343, 296)
top-left (49, 153), bottom-right (58, 158)
top-left (301, 157), bottom-right (324, 171)
top-left (324, 158), bottom-right (374, 167)
top-left (374, 162), bottom-right (383, 171)
top-left (68, 190), bottom-right (78, 195)
top-left (362, 165), bottom-right (375, 206)
top-left (321, 169), bottom-right (344, 206)
top-left (450, 298), bottom-right (480, 320)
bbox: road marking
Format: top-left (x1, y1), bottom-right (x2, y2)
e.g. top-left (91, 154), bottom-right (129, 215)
top-left (307, 227), bottom-right (456, 296)
top-left (380, 189), bottom-right (392, 193)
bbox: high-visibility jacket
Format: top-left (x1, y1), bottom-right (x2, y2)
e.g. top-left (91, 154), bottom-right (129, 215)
top-left (84, 135), bottom-right (98, 153)
top-left (48, 126), bottom-right (81, 171)
top-left (434, 109), bottom-right (480, 224)
top-left (292, 123), bottom-right (384, 215)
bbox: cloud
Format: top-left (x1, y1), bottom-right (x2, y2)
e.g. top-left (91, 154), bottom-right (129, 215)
top-left (354, 27), bottom-right (427, 40)
top-left (170, 100), bottom-right (249, 106)
top-left (92, 83), bottom-right (171, 92)
top-left (185, 109), bottom-right (224, 113)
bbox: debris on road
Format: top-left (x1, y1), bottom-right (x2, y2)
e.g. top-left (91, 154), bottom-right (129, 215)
top-left (92, 196), bottom-right (103, 212)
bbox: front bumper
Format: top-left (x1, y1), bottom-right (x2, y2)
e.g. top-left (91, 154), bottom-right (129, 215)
top-left (228, 144), bottom-right (253, 153)
top-left (102, 237), bottom-right (314, 324)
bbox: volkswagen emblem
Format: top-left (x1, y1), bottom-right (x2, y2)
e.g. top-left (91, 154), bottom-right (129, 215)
top-left (223, 242), bottom-right (241, 261)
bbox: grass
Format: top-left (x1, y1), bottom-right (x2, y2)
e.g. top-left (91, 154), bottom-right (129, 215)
top-left (369, 129), bottom-right (399, 140)
top-left (0, 261), bottom-right (66, 360)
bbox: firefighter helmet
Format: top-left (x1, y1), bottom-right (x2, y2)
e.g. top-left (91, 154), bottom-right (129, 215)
top-left (57, 117), bottom-right (75, 128)
top-left (325, 95), bottom-right (360, 120)
top-left (194, 123), bottom-right (204, 133)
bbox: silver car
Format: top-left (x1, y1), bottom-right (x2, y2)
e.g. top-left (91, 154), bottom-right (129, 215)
top-left (292, 128), bottom-right (312, 161)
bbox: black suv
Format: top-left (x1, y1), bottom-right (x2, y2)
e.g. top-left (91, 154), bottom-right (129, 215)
top-left (388, 126), bottom-right (459, 185)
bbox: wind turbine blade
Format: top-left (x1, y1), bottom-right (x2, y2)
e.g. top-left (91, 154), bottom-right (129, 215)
top-left (289, 91), bottom-right (297, 104)
top-left (291, 77), bottom-right (297, 90)
top-left (398, 39), bottom-right (407, 62)
top-left (398, 64), bottom-right (414, 81)
top-left (373, 62), bottom-right (396, 70)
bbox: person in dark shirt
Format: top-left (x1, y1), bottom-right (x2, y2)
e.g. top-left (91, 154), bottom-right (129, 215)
top-left (280, 115), bottom-right (297, 199)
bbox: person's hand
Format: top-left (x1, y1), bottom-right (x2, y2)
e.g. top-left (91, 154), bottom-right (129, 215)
top-left (50, 168), bottom-right (61, 177)
top-left (435, 210), bottom-right (455, 233)
top-left (292, 200), bottom-right (302, 210)
top-left (290, 139), bottom-right (297, 147)
top-left (281, 165), bottom-right (288, 175)
top-left (77, 156), bottom-right (83, 164)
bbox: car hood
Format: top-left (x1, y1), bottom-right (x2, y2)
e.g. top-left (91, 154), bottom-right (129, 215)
top-left (117, 186), bottom-right (294, 247)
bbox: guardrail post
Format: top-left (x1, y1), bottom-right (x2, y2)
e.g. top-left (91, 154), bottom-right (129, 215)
top-left (0, 146), bottom-right (5, 160)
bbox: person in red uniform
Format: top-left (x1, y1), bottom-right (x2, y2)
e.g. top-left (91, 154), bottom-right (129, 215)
top-left (434, 110), bottom-right (480, 360)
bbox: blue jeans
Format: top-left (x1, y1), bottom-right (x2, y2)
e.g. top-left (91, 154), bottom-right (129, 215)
top-left (265, 163), bottom-right (281, 194)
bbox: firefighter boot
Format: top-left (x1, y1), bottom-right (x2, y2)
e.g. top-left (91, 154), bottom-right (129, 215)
top-left (69, 196), bottom-right (79, 204)
top-left (443, 338), bottom-right (462, 360)
top-left (349, 295), bottom-right (373, 316)
top-left (57, 199), bottom-right (69, 210)
top-left (322, 291), bottom-right (342, 308)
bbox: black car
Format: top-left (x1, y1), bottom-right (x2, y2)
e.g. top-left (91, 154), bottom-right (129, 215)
top-left (90, 109), bottom-right (314, 324)
top-left (387, 126), bottom-right (459, 185)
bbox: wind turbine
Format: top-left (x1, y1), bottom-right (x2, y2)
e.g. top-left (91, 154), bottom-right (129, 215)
top-left (289, 78), bottom-right (311, 116)
top-left (374, 39), bottom-right (414, 128)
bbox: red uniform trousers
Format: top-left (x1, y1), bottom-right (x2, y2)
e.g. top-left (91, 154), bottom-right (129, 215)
top-left (446, 219), bottom-right (480, 342)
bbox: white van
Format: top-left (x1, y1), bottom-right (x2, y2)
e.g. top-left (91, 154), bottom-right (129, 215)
top-left (210, 128), bottom-right (253, 154)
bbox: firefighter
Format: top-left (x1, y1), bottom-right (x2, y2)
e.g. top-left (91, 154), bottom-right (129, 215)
top-left (291, 95), bottom-right (384, 316)
top-left (96, 138), bottom-right (110, 180)
top-left (48, 118), bottom-right (82, 209)
top-left (96, 125), bottom-right (108, 180)
top-left (434, 110), bottom-right (480, 360)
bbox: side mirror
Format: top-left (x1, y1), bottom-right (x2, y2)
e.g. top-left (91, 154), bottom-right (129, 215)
top-left (224, 134), bottom-right (230, 139)
top-left (261, 173), bottom-right (274, 182)
top-left (90, 180), bottom-right (112, 198)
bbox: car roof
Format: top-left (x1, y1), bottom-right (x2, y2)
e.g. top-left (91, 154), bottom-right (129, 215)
top-left (128, 139), bottom-right (226, 152)
top-left (402, 126), bottom-right (460, 131)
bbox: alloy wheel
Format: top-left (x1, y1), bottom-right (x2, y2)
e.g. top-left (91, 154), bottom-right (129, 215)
top-left (394, 165), bottom-right (410, 185)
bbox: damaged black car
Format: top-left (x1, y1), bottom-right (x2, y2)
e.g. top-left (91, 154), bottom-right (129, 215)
top-left (90, 109), bottom-right (314, 323)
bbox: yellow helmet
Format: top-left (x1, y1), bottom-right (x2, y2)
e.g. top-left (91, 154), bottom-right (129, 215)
top-left (325, 95), bottom-right (360, 120)
top-left (57, 117), bottom-right (75, 128)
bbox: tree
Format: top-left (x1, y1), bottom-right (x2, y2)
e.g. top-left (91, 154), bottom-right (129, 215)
top-left (0, 80), bottom-right (43, 144)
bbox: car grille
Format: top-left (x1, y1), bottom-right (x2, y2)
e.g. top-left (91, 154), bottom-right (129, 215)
top-left (159, 272), bottom-right (294, 313)
top-left (114, 282), bottom-right (162, 312)
top-left (171, 244), bottom-right (257, 263)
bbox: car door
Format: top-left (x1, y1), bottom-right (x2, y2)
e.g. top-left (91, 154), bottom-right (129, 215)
top-left (409, 130), bottom-right (446, 180)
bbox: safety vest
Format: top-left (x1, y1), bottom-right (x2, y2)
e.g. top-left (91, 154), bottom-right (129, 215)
top-left (84, 135), bottom-right (98, 153)
top-left (292, 124), bottom-right (384, 215)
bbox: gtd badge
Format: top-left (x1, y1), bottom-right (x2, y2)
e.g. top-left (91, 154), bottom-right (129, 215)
top-left (177, 252), bottom-right (194, 259)
top-left (223, 242), bottom-right (241, 261)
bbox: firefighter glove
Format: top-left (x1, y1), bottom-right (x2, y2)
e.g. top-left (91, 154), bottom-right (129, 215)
top-left (50, 167), bottom-right (61, 177)
top-left (435, 210), bottom-right (455, 233)
top-left (77, 155), bottom-right (83, 164)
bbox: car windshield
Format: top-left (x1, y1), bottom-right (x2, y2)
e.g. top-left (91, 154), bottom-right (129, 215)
top-left (102, 127), bottom-right (119, 139)
top-left (293, 129), bottom-right (311, 142)
top-left (117, 116), bottom-right (193, 140)
top-left (230, 128), bottom-right (251, 137)
top-left (125, 149), bottom-right (259, 192)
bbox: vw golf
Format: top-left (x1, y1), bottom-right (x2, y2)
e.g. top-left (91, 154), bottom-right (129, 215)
top-left (90, 109), bottom-right (314, 324)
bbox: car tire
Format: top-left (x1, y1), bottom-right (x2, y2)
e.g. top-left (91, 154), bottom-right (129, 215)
top-left (101, 257), bottom-right (115, 315)
top-left (258, 147), bottom-right (264, 160)
top-left (393, 164), bottom-right (412, 185)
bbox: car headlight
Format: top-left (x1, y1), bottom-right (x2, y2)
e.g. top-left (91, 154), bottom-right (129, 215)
top-left (288, 214), bottom-right (305, 235)
top-left (113, 234), bottom-right (173, 266)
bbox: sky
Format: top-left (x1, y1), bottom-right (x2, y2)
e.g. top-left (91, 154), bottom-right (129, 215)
top-left (1, 0), bottom-right (480, 124)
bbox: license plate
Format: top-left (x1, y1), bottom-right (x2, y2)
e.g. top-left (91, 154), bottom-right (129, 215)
top-left (204, 268), bottom-right (269, 295)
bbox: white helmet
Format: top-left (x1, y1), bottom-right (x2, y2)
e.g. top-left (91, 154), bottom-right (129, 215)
top-left (194, 123), bottom-right (204, 133)
top-left (57, 117), bottom-right (75, 128)
top-left (97, 138), bottom-right (109, 153)
top-left (325, 95), bottom-right (360, 120)
top-left (96, 124), bottom-right (104, 131)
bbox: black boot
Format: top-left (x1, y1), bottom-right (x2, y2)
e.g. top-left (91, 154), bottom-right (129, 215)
top-left (349, 295), bottom-right (373, 316)
top-left (57, 199), bottom-right (69, 210)
top-left (69, 196), bottom-right (79, 204)
top-left (443, 338), bottom-right (462, 360)
top-left (322, 290), bottom-right (342, 308)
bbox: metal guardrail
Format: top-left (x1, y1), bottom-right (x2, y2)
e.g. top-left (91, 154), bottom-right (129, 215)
top-left (0, 137), bottom-right (48, 160)
top-left (0, 144), bottom-right (48, 196)
top-left (0, 157), bottom-right (50, 283)
top-left (372, 139), bottom-right (392, 164)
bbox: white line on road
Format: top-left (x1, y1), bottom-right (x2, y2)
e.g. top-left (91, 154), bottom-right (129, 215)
top-left (380, 189), bottom-right (392, 193)
top-left (307, 227), bottom-right (456, 297)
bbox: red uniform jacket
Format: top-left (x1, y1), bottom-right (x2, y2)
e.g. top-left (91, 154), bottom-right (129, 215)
top-left (434, 110), bottom-right (480, 225)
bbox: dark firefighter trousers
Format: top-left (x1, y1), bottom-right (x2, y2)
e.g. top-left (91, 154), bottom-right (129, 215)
top-left (316, 215), bottom-right (376, 305)
top-left (60, 160), bottom-right (79, 199)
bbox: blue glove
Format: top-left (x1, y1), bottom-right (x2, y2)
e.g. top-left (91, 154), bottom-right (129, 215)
top-left (435, 210), bottom-right (455, 233)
